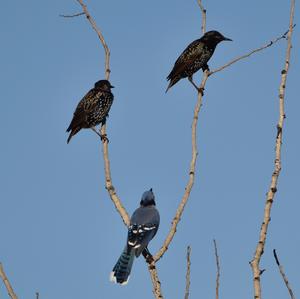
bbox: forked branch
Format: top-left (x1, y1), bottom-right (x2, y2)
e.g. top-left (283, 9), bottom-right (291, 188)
top-left (250, 1), bottom-right (295, 298)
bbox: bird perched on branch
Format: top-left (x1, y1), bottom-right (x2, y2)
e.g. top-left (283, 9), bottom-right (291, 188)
top-left (66, 79), bottom-right (114, 143)
top-left (110, 189), bottom-right (160, 285)
top-left (166, 30), bottom-right (232, 92)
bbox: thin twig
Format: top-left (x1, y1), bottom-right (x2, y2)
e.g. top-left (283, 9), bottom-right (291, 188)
top-left (59, 12), bottom-right (84, 18)
top-left (76, 0), bottom-right (130, 227)
top-left (0, 263), bottom-right (18, 299)
top-left (273, 249), bottom-right (296, 299)
top-left (154, 71), bottom-right (209, 262)
top-left (196, 0), bottom-right (206, 34)
top-left (250, 1), bottom-right (295, 299)
top-left (184, 246), bottom-right (191, 299)
top-left (76, 0), bottom-right (110, 79)
top-left (148, 261), bottom-right (164, 299)
top-left (209, 27), bottom-right (294, 76)
top-left (213, 240), bottom-right (220, 299)
top-left (153, 0), bottom-right (208, 263)
top-left (74, 2), bottom-right (161, 297)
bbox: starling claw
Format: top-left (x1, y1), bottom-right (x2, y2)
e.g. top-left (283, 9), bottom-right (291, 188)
top-left (188, 77), bottom-right (204, 94)
top-left (100, 133), bottom-right (109, 143)
top-left (91, 127), bottom-right (109, 142)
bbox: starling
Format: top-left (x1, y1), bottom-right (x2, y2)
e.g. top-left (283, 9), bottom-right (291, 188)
top-left (66, 79), bottom-right (114, 143)
top-left (166, 30), bottom-right (232, 92)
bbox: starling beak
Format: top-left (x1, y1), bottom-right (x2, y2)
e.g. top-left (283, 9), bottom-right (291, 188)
top-left (66, 79), bottom-right (114, 143)
top-left (166, 30), bottom-right (232, 92)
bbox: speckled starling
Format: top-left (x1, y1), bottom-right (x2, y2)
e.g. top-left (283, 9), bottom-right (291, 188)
top-left (66, 79), bottom-right (114, 143)
top-left (166, 30), bottom-right (232, 92)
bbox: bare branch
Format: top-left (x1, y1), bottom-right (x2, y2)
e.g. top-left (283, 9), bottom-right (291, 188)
top-left (59, 12), bottom-right (84, 18)
top-left (154, 71), bottom-right (209, 262)
top-left (213, 240), bottom-right (220, 299)
top-left (273, 249), bottom-right (296, 299)
top-left (209, 27), bottom-right (294, 76)
top-left (76, 0), bottom-right (110, 80)
top-left (184, 246), bottom-right (191, 299)
top-left (76, 0), bottom-right (130, 227)
top-left (0, 263), bottom-right (18, 299)
top-left (250, 1), bottom-right (295, 298)
top-left (196, 0), bottom-right (206, 34)
top-left (148, 261), bottom-right (164, 299)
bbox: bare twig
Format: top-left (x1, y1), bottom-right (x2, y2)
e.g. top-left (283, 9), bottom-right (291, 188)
top-left (148, 261), bottom-right (164, 299)
top-left (74, 2), bottom-right (161, 298)
top-left (154, 0), bottom-right (208, 263)
top-left (273, 249), bottom-right (296, 299)
top-left (209, 27), bottom-right (294, 76)
top-left (76, 0), bottom-right (130, 227)
top-left (213, 240), bottom-right (220, 299)
top-left (0, 263), bottom-right (18, 299)
top-left (76, 0), bottom-right (110, 79)
top-left (184, 246), bottom-right (191, 299)
top-left (196, 0), bottom-right (206, 34)
top-left (250, 1), bottom-right (295, 299)
top-left (154, 71), bottom-right (209, 262)
top-left (59, 12), bottom-right (84, 18)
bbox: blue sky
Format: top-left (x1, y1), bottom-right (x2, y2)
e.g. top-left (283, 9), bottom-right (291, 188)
top-left (1, 1), bottom-right (299, 298)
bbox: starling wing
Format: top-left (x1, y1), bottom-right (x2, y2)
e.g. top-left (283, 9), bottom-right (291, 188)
top-left (166, 39), bottom-right (213, 92)
top-left (66, 88), bottom-right (106, 143)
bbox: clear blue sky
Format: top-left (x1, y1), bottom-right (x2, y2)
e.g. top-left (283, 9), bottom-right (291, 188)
top-left (1, 1), bottom-right (299, 298)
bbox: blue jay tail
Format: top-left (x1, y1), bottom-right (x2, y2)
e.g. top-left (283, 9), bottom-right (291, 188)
top-left (110, 246), bottom-right (135, 285)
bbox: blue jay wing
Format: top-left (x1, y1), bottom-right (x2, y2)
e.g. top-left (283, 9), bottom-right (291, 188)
top-left (128, 205), bottom-right (159, 257)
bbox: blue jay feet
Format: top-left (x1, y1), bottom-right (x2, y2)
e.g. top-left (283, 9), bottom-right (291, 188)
top-left (142, 247), bottom-right (154, 264)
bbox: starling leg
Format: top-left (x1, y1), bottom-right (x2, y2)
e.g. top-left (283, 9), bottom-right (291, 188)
top-left (188, 76), bottom-right (204, 95)
top-left (201, 63), bottom-right (210, 72)
top-left (142, 247), bottom-right (154, 264)
top-left (91, 127), bottom-right (109, 143)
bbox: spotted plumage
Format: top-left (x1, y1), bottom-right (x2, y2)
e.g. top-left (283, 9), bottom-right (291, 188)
top-left (110, 189), bottom-right (160, 285)
top-left (166, 30), bottom-right (232, 92)
top-left (66, 79), bottom-right (114, 143)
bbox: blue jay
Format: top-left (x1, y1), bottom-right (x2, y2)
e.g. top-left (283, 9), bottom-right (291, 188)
top-left (110, 189), bottom-right (160, 285)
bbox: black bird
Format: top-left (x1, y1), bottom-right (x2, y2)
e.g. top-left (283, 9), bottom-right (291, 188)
top-left (166, 30), bottom-right (232, 92)
top-left (110, 189), bottom-right (160, 285)
top-left (66, 79), bottom-right (114, 143)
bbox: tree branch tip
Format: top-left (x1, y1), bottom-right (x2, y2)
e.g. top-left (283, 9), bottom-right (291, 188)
top-left (273, 249), bottom-right (280, 266)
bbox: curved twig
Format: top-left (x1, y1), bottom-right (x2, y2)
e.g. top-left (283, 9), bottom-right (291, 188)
top-left (250, 1), bottom-right (295, 299)
top-left (153, 0), bottom-right (208, 263)
top-left (209, 28), bottom-right (293, 76)
top-left (76, 0), bottom-right (130, 227)
top-left (0, 263), bottom-right (18, 299)
top-left (154, 71), bottom-right (209, 262)
top-left (273, 249), bottom-right (296, 299)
